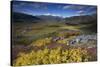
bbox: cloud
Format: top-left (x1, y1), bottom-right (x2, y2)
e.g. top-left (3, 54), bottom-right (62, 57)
top-left (13, 2), bottom-right (29, 7)
top-left (63, 5), bottom-right (71, 9)
top-left (86, 6), bottom-right (97, 12)
top-left (44, 13), bottom-right (51, 15)
top-left (77, 10), bottom-right (85, 15)
top-left (13, 2), bottom-right (47, 9)
top-left (13, 4), bottom-right (19, 7)
top-left (76, 6), bottom-right (97, 15)
top-left (29, 3), bottom-right (48, 10)
top-left (44, 13), bottom-right (61, 17)
top-left (31, 3), bottom-right (41, 8)
top-left (63, 5), bottom-right (85, 10)
top-left (88, 6), bottom-right (97, 10)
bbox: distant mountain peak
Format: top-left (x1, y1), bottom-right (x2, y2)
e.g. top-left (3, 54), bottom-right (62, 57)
top-left (12, 12), bottom-right (41, 23)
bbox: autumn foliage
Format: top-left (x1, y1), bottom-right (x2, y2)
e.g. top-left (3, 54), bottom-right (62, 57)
top-left (13, 47), bottom-right (91, 66)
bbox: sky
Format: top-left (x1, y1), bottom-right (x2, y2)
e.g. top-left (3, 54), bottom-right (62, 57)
top-left (12, 1), bottom-right (97, 17)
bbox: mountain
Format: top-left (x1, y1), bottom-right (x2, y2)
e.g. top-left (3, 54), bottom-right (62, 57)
top-left (37, 15), bottom-right (63, 22)
top-left (12, 12), bottom-right (97, 26)
top-left (64, 14), bottom-right (97, 25)
top-left (12, 12), bottom-right (41, 23)
top-left (12, 12), bottom-right (64, 24)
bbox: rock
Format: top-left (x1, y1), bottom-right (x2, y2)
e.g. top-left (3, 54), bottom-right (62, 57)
top-left (69, 34), bottom-right (97, 45)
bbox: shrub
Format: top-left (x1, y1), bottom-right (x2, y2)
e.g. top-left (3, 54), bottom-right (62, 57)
top-left (31, 37), bottom-right (52, 47)
top-left (13, 47), bottom-right (92, 66)
top-left (57, 39), bottom-right (69, 45)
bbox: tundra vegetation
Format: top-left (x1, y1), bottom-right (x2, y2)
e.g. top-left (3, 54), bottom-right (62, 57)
top-left (12, 12), bottom-right (97, 66)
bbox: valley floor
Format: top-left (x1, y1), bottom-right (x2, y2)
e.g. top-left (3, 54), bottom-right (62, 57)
top-left (12, 23), bottom-right (97, 66)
